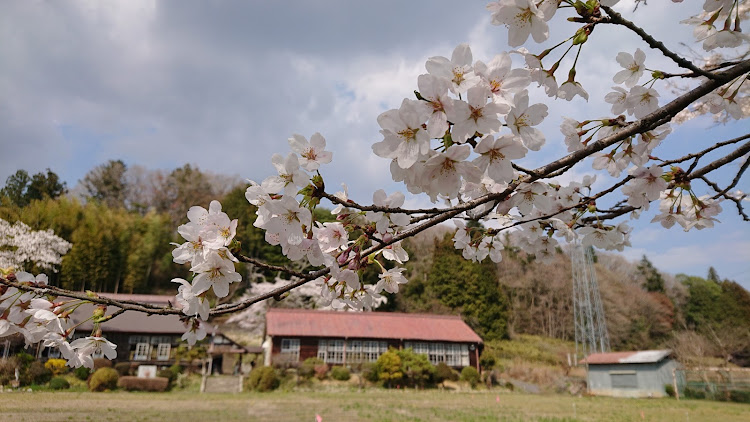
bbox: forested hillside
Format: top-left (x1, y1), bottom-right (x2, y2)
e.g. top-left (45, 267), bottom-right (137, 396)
top-left (2, 163), bottom-right (749, 365)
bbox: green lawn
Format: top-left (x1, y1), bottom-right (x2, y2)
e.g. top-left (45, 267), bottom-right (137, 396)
top-left (0, 390), bottom-right (747, 422)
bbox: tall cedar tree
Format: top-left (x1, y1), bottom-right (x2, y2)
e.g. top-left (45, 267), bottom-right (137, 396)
top-left (428, 234), bottom-right (510, 341)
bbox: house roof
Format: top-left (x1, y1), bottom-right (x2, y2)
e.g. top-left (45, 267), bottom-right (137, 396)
top-left (265, 308), bottom-right (483, 343)
top-left (72, 294), bottom-right (213, 335)
top-left (581, 350), bottom-right (672, 365)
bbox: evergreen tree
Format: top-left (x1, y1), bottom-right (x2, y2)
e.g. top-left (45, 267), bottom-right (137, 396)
top-left (707, 266), bottom-right (721, 283)
top-left (1, 169), bottom-right (67, 207)
top-left (427, 234), bottom-right (510, 341)
top-left (636, 255), bottom-right (665, 293)
top-left (80, 160), bottom-right (128, 209)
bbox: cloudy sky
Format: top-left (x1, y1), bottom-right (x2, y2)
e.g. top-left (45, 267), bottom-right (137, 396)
top-left (1, 1), bottom-right (748, 288)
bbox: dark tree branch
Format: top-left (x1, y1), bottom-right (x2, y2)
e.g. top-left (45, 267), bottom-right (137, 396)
top-left (601, 5), bottom-right (719, 80)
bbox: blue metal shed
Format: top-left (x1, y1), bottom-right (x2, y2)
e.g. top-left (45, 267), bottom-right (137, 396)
top-left (582, 349), bottom-right (678, 398)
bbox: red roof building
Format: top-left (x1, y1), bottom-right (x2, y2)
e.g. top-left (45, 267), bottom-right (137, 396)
top-left (264, 308), bottom-right (483, 369)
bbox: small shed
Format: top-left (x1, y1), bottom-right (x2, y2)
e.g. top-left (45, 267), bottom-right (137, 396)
top-left (581, 349), bottom-right (678, 398)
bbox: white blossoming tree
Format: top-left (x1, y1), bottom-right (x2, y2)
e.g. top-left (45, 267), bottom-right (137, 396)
top-left (1, 0), bottom-right (749, 369)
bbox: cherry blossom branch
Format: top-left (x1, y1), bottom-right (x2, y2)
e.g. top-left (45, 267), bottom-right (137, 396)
top-left (320, 191), bottom-right (444, 215)
top-left (687, 140), bottom-right (750, 180)
top-left (582, 139), bottom-right (750, 223)
top-left (0, 276), bottom-right (183, 316)
top-left (658, 133), bottom-right (750, 167)
top-left (236, 254), bottom-right (315, 280)
top-left (699, 175), bottom-right (750, 222)
top-left (600, 5), bottom-right (719, 80)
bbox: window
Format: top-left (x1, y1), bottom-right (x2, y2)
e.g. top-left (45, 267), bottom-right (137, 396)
top-left (405, 342), bottom-right (470, 366)
top-left (610, 372), bottom-right (638, 389)
top-left (156, 343), bottom-right (171, 361)
top-left (134, 343), bottom-right (151, 361)
top-left (318, 339), bottom-right (345, 364)
top-left (347, 340), bottom-right (362, 363)
top-left (280, 338), bottom-right (300, 362)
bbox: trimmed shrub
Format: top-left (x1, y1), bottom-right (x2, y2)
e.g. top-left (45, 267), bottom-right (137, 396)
top-left (88, 367), bottom-right (119, 392)
top-left (246, 366), bottom-right (279, 392)
top-left (114, 362), bottom-right (132, 376)
top-left (157, 369), bottom-right (178, 388)
top-left (361, 362), bottom-right (379, 383)
top-left (74, 366), bottom-right (91, 381)
top-left (93, 358), bottom-right (113, 371)
top-left (117, 376), bottom-right (169, 392)
top-left (460, 366), bottom-right (480, 388)
top-left (434, 362), bottom-right (455, 385)
top-left (44, 359), bottom-right (68, 376)
top-left (299, 358), bottom-right (324, 380)
top-left (21, 361), bottom-right (52, 385)
top-left (314, 364), bottom-right (328, 380)
top-left (258, 367), bottom-right (280, 392)
top-left (49, 376), bottom-right (70, 390)
top-left (330, 366), bottom-right (350, 381)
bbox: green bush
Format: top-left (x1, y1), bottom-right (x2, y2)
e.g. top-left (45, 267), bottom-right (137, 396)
top-left (396, 348), bottom-right (435, 389)
top-left (88, 367), bottom-right (119, 392)
top-left (114, 362), bottom-right (132, 376)
top-left (664, 384), bottom-right (675, 397)
top-left (157, 369), bottom-right (176, 387)
top-left (683, 387), bottom-right (706, 400)
top-left (330, 366), bottom-right (350, 381)
top-left (299, 358), bottom-right (324, 379)
top-left (74, 366), bottom-right (91, 381)
top-left (479, 354), bottom-right (496, 371)
top-left (246, 366), bottom-right (279, 392)
top-left (460, 366), bottom-right (480, 388)
top-left (49, 376), bottom-right (70, 390)
top-left (434, 362), bottom-right (455, 385)
top-left (729, 390), bottom-right (750, 404)
top-left (21, 361), bottom-right (52, 386)
top-left (374, 349), bottom-right (402, 388)
top-left (118, 376), bottom-right (169, 392)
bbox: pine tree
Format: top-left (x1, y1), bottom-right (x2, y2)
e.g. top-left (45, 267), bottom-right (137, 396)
top-left (636, 255), bottom-right (665, 293)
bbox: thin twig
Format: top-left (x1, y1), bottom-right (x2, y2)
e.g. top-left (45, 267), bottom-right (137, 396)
top-left (601, 5), bottom-right (718, 80)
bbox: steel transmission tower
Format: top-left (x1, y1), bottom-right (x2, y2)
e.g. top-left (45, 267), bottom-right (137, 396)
top-left (571, 242), bottom-right (610, 360)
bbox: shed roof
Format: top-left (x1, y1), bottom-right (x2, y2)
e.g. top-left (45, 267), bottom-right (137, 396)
top-left (265, 308), bottom-right (483, 343)
top-left (581, 350), bottom-right (672, 365)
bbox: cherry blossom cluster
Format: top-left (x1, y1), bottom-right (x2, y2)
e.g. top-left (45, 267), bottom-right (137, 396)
top-left (682, 0), bottom-right (750, 51)
top-left (0, 218), bottom-right (72, 271)
top-left (239, 131), bottom-right (419, 310)
top-left (171, 200), bottom-right (240, 344)
top-left (652, 188), bottom-right (724, 231)
top-left (0, 271), bottom-right (116, 369)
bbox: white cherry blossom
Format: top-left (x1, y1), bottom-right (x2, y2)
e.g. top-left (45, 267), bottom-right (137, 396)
top-left (288, 132), bottom-right (333, 171)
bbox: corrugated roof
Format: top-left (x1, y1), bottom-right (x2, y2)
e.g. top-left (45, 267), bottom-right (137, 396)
top-left (581, 350), bottom-right (672, 365)
top-left (265, 308), bottom-right (483, 343)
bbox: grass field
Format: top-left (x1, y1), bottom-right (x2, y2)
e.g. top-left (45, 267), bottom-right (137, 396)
top-left (1, 390), bottom-right (748, 422)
